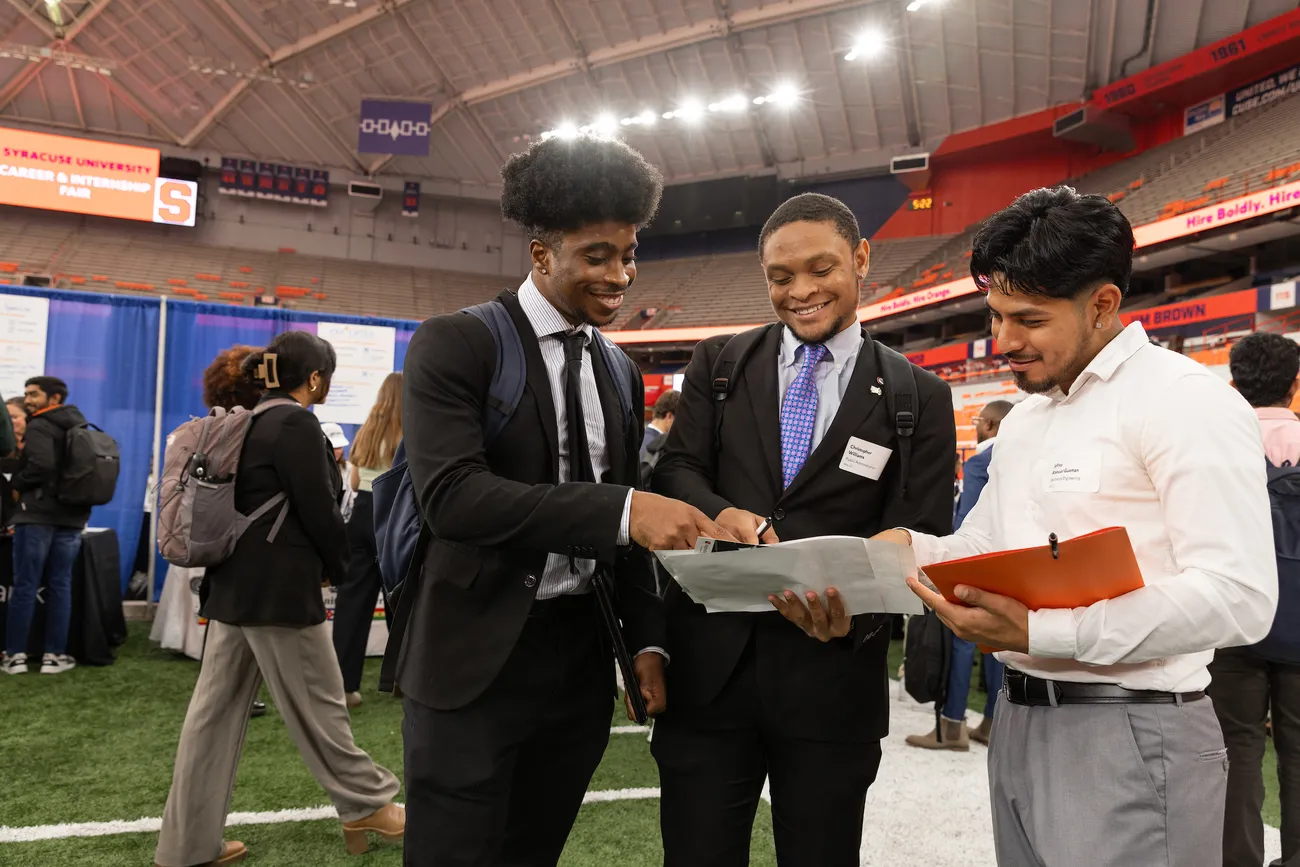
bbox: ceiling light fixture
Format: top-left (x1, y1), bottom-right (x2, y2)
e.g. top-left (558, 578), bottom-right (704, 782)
top-left (766, 83), bottom-right (800, 106)
top-left (845, 29), bottom-right (887, 61)
top-left (675, 98), bottom-right (705, 122)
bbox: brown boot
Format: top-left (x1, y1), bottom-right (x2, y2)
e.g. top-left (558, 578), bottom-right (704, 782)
top-left (155, 840), bottom-right (247, 867)
top-left (904, 718), bottom-right (970, 751)
top-left (342, 803), bottom-right (405, 855)
top-left (971, 717), bottom-right (993, 746)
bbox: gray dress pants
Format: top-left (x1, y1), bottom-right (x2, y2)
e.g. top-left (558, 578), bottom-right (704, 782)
top-left (989, 689), bottom-right (1229, 866)
top-left (154, 621), bottom-right (399, 867)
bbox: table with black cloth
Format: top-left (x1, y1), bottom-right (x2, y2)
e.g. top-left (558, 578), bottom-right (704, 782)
top-left (0, 528), bottom-right (127, 664)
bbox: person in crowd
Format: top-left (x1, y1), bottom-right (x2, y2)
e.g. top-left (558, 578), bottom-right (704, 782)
top-left (202, 345), bottom-right (264, 413)
top-left (154, 331), bottom-right (403, 867)
top-left (869, 187), bottom-right (1275, 866)
top-left (198, 344), bottom-right (270, 718)
top-left (1212, 331), bottom-right (1300, 867)
top-left (2, 377), bottom-right (92, 676)
top-left (651, 192), bottom-right (956, 866)
top-left (641, 388), bottom-right (679, 458)
top-left (0, 394), bottom-right (15, 458)
top-left (398, 134), bottom-right (728, 867)
top-left (907, 399), bottom-right (1014, 751)
top-left (318, 422), bottom-right (355, 521)
top-left (331, 372), bottom-right (401, 708)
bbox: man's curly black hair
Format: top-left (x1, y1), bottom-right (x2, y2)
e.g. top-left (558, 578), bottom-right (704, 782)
top-left (500, 135), bottom-right (664, 248)
top-left (1230, 332), bottom-right (1300, 408)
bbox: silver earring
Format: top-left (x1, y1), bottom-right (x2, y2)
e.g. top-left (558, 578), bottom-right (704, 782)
top-left (540, 268), bottom-right (548, 275)
top-left (1095, 322), bottom-right (1104, 329)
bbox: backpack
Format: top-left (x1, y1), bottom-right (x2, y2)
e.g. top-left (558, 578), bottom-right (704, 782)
top-left (155, 399), bottom-right (298, 568)
top-left (1249, 460), bottom-right (1300, 663)
top-left (376, 293), bottom-right (641, 693)
top-left (639, 432), bottom-right (667, 489)
top-left (58, 422), bottom-right (120, 507)
top-left (904, 610), bottom-right (954, 738)
top-left (708, 325), bottom-right (920, 498)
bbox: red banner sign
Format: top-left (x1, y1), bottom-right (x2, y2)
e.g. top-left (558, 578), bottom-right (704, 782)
top-left (1119, 288), bottom-right (1256, 330)
top-left (1091, 7), bottom-right (1300, 111)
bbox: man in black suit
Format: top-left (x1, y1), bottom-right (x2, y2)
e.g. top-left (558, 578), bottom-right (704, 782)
top-left (652, 193), bottom-right (957, 866)
top-left (398, 135), bottom-right (729, 867)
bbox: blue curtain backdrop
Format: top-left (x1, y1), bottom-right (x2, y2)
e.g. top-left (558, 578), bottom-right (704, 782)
top-left (155, 300), bottom-right (419, 598)
top-left (1, 286), bottom-right (160, 591)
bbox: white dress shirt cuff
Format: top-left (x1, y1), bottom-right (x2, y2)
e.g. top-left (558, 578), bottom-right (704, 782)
top-left (617, 487), bottom-right (633, 547)
top-left (900, 528), bottom-right (944, 569)
top-left (637, 647), bottom-right (670, 663)
top-left (1027, 608), bottom-right (1079, 659)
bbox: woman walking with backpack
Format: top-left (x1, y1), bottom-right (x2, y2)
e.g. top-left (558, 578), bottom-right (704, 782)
top-left (331, 371), bottom-right (401, 708)
top-left (153, 331), bottom-right (403, 867)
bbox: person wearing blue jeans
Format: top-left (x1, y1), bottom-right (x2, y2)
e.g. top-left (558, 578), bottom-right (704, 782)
top-left (6, 525), bottom-right (82, 667)
top-left (906, 400), bottom-right (1013, 750)
top-left (2, 376), bottom-right (92, 676)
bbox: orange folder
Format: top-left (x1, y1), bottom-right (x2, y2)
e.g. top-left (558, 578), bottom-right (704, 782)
top-left (923, 527), bottom-right (1145, 612)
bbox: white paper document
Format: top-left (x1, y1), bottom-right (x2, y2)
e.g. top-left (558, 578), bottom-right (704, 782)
top-left (655, 535), bottom-right (923, 616)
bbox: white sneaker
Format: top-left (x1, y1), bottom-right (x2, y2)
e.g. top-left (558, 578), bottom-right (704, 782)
top-left (2, 653), bottom-right (28, 675)
top-left (39, 654), bottom-right (75, 675)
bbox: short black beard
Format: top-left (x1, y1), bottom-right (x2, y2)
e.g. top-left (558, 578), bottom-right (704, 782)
top-left (793, 311), bottom-right (855, 345)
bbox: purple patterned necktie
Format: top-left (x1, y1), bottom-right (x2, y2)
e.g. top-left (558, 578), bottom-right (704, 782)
top-left (780, 343), bottom-right (828, 489)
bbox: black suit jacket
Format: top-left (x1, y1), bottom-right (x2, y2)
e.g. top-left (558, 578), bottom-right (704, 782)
top-left (397, 291), bottom-right (664, 711)
top-left (202, 393), bottom-right (349, 627)
top-left (652, 324), bottom-right (955, 741)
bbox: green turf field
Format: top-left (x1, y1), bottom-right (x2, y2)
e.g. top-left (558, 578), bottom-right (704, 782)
top-left (0, 625), bottom-right (1281, 866)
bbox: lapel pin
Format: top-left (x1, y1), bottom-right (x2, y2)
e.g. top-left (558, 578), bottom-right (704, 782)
top-left (870, 385), bottom-right (882, 395)
top-left (876, 376), bottom-right (884, 385)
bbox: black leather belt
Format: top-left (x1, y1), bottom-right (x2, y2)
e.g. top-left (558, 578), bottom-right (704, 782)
top-left (1004, 668), bottom-right (1205, 707)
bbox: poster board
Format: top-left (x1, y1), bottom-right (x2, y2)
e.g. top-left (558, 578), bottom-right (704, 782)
top-left (0, 293), bottom-right (48, 400)
top-left (314, 321), bottom-right (395, 424)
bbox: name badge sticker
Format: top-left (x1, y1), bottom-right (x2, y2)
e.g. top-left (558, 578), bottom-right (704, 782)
top-left (840, 436), bottom-right (893, 481)
top-left (1043, 448), bottom-right (1102, 493)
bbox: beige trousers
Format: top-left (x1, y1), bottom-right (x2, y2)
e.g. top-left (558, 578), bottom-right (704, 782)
top-left (154, 621), bottom-right (399, 867)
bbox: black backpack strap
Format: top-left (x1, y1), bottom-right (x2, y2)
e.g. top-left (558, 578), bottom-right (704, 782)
top-left (593, 329), bottom-right (639, 437)
top-left (463, 297), bottom-right (526, 447)
top-left (873, 341), bottom-right (918, 499)
top-left (709, 325), bottom-right (777, 458)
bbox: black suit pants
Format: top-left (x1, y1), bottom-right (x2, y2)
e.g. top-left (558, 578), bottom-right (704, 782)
top-left (1209, 646), bottom-right (1300, 867)
top-left (652, 638), bottom-right (882, 867)
top-left (402, 593), bottom-right (612, 867)
top-left (333, 490), bottom-right (381, 694)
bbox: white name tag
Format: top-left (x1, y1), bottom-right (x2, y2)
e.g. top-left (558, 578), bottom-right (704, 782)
top-left (840, 436), bottom-right (893, 481)
top-left (1043, 449), bottom-right (1102, 492)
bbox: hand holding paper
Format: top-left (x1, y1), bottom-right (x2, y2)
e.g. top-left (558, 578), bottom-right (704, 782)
top-left (654, 535), bottom-right (923, 617)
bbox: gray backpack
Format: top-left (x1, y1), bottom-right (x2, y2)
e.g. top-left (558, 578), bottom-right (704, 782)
top-left (156, 399), bottom-right (297, 567)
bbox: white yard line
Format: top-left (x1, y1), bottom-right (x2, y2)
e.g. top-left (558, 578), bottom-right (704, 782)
top-left (1, 692), bottom-right (1284, 862)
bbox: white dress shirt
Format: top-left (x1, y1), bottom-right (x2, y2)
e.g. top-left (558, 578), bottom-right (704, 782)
top-left (516, 274), bottom-right (633, 600)
top-left (910, 322), bottom-right (1278, 692)
top-left (776, 322), bottom-right (864, 454)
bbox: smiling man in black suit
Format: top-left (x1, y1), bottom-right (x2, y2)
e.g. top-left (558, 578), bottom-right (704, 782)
top-left (397, 134), bottom-right (730, 867)
top-left (651, 193), bottom-right (957, 866)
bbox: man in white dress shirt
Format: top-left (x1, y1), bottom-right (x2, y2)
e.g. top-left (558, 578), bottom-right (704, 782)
top-left (878, 187), bottom-right (1279, 865)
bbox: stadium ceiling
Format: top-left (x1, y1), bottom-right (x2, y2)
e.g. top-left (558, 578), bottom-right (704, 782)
top-left (0, 0), bottom-right (1294, 191)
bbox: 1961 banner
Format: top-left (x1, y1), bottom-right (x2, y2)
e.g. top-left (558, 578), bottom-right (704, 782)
top-left (358, 99), bottom-right (432, 157)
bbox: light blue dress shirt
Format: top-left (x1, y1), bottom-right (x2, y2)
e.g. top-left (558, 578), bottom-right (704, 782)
top-left (776, 322), bottom-right (866, 454)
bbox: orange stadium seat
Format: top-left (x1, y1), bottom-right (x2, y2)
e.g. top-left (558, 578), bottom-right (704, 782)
top-left (193, 293), bottom-right (209, 301)
top-left (229, 280), bottom-right (249, 289)
top-left (1129, 178), bottom-right (1145, 190)
top-left (1107, 191), bottom-right (1126, 203)
top-left (114, 281), bottom-right (155, 291)
top-left (218, 291), bottom-right (246, 302)
top-left (1203, 177), bottom-right (1229, 192)
top-left (0, 262), bottom-right (19, 273)
top-left (277, 247), bottom-right (296, 254)
top-left (91, 274), bottom-right (109, 282)
top-left (1184, 196), bottom-right (1211, 211)
top-left (67, 276), bottom-right (85, 285)
top-left (314, 292), bottom-right (327, 300)
top-left (195, 273), bottom-right (221, 282)
top-left (238, 266), bottom-right (253, 273)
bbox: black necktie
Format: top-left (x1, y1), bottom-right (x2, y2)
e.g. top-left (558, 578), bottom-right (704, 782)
top-left (563, 332), bottom-right (596, 484)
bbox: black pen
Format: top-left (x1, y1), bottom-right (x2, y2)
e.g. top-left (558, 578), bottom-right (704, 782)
top-left (1048, 532), bottom-right (1059, 560)
top-left (754, 515), bottom-right (775, 544)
